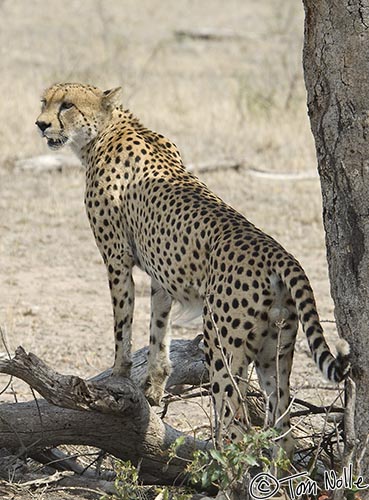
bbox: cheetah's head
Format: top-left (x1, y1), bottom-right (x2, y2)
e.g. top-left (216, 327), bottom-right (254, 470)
top-left (36, 83), bottom-right (122, 152)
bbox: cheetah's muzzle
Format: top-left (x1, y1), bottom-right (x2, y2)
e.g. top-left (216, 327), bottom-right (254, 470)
top-left (47, 137), bottom-right (68, 150)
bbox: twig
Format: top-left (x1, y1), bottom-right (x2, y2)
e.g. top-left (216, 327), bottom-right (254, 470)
top-left (291, 397), bottom-right (344, 417)
top-left (187, 159), bottom-right (242, 173)
top-left (174, 28), bottom-right (244, 41)
top-left (163, 390), bottom-right (209, 404)
top-left (0, 327), bottom-right (16, 400)
top-left (0, 327), bottom-right (12, 359)
top-left (17, 471), bottom-right (75, 487)
top-left (308, 386), bottom-right (346, 475)
top-left (342, 377), bottom-right (357, 471)
top-left (274, 395), bottom-right (296, 432)
top-left (31, 448), bottom-right (114, 481)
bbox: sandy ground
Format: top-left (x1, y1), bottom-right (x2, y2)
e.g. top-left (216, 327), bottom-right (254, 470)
top-left (0, 1), bottom-right (345, 498)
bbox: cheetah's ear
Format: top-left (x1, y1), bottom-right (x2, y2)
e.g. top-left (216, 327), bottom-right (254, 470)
top-left (102, 87), bottom-right (122, 110)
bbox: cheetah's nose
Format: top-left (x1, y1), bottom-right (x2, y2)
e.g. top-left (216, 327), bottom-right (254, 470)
top-left (35, 120), bottom-right (51, 133)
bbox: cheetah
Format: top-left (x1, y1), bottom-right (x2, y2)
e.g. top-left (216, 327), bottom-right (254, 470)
top-left (36, 83), bottom-right (350, 456)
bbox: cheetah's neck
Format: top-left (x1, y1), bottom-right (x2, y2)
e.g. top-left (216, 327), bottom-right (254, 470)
top-left (72, 106), bottom-right (143, 166)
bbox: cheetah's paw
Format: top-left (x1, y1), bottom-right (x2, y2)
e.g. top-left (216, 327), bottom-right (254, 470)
top-left (143, 378), bottom-right (165, 406)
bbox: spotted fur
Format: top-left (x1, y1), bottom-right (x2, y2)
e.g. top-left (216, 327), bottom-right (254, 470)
top-left (36, 83), bottom-right (350, 456)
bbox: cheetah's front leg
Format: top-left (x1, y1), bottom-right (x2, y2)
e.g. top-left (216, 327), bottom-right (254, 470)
top-left (108, 254), bottom-right (135, 377)
top-left (144, 280), bottom-right (172, 405)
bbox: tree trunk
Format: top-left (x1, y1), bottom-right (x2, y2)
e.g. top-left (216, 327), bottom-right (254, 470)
top-left (302, 0), bottom-right (369, 481)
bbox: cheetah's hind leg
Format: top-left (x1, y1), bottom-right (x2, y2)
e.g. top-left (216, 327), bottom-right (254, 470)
top-left (255, 296), bottom-right (298, 461)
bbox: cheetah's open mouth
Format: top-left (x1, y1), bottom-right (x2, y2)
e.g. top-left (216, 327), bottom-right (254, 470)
top-left (47, 137), bottom-right (68, 150)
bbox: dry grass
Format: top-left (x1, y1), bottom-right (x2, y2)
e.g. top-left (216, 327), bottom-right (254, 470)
top-left (0, 0), bottom-right (314, 168)
top-left (0, 1), bottom-right (343, 498)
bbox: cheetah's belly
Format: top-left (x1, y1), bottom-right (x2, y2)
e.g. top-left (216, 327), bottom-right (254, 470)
top-left (133, 243), bottom-right (205, 322)
top-left (172, 286), bottom-right (204, 324)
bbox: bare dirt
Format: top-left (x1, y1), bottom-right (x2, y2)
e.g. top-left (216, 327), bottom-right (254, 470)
top-left (0, 1), bottom-right (345, 498)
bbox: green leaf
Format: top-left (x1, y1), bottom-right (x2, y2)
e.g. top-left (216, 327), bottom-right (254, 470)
top-left (201, 470), bottom-right (211, 488)
top-left (244, 455), bottom-right (259, 466)
top-left (210, 469), bottom-right (221, 482)
top-left (209, 449), bottom-right (228, 466)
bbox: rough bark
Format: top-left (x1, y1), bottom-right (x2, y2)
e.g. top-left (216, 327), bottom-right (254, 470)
top-left (302, 0), bottom-right (369, 481)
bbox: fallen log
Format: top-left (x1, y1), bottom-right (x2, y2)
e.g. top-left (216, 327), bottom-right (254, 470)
top-left (0, 335), bottom-right (345, 495)
top-left (0, 338), bottom-right (209, 485)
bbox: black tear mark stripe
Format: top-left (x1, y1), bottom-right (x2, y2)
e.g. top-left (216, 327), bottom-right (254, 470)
top-left (56, 90), bottom-right (68, 130)
top-left (57, 107), bottom-right (64, 130)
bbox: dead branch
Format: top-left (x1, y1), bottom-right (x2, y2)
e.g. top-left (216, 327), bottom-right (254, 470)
top-left (246, 168), bottom-right (317, 180)
top-left (186, 159), bottom-right (242, 173)
top-left (291, 397), bottom-right (344, 418)
top-left (174, 29), bottom-right (244, 41)
top-left (0, 339), bottom-right (209, 485)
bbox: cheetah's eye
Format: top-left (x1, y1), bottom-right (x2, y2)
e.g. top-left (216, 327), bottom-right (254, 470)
top-left (60, 102), bottom-right (74, 111)
top-left (40, 99), bottom-right (46, 109)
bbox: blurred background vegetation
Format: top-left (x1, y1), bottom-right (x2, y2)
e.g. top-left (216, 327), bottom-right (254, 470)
top-left (0, 0), bottom-right (315, 171)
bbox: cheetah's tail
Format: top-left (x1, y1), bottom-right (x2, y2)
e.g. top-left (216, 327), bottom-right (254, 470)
top-left (275, 261), bottom-right (350, 383)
